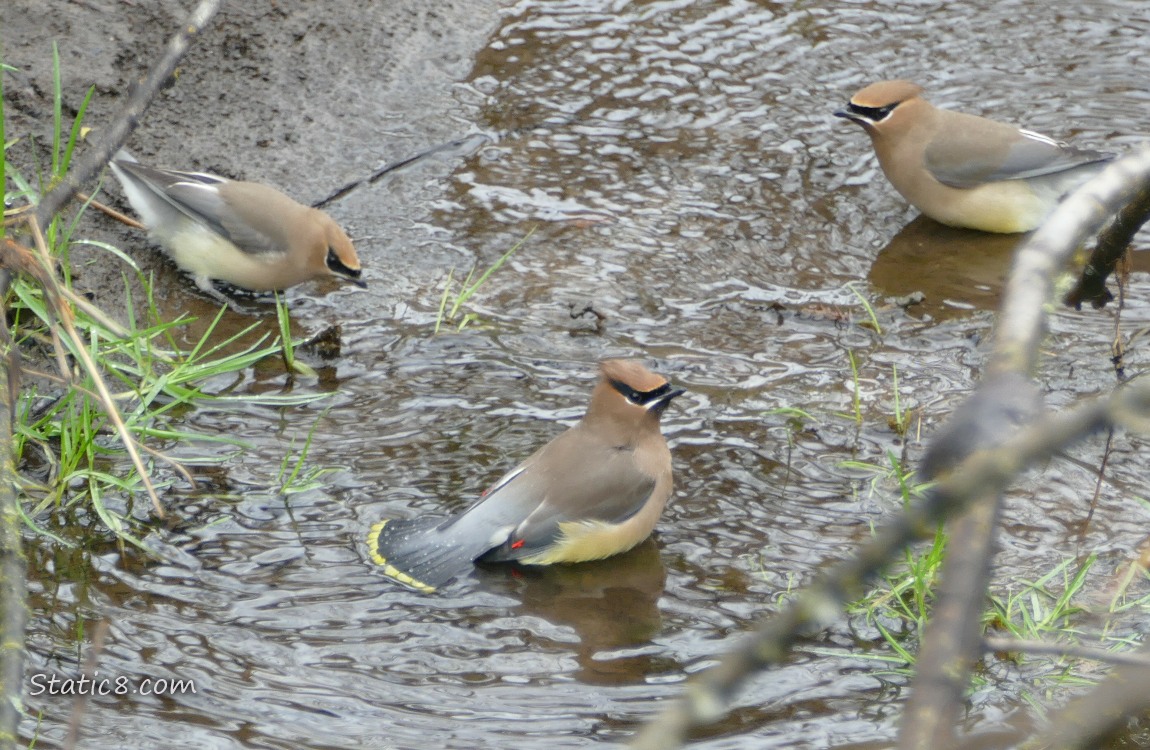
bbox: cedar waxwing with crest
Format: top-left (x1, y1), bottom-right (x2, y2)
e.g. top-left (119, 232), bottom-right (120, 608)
top-left (108, 152), bottom-right (365, 299)
top-left (367, 359), bottom-right (684, 593)
top-left (835, 80), bottom-right (1113, 233)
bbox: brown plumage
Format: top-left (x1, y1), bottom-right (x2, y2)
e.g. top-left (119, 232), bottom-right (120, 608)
top-left (836, 80), bottom-right (1112, 233)
top-left (367, 359), bottom-right (684, 592)
top-left (109, 152), bottom-right (365, 298)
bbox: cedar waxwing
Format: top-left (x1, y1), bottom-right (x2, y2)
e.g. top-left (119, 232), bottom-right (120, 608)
top-left (108, 152), bottom-right (365, 297)
top-left (368, 359), bottom-right (684, 592)
top-left (835, 80), bottom-right (1113, 233)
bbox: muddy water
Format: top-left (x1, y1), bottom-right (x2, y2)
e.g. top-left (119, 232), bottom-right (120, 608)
top-left (21, 1), bottom-right (1150, 748)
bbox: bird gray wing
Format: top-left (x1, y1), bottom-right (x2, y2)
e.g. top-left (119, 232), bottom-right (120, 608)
top-left (926, 126), bottom-right (1111, 189)
top-left (478, 434), bottom-right (658, 561)
top-left (114, 160), bottom-right (281, 256)
top-left (163, 181), bottom-right (283, 256)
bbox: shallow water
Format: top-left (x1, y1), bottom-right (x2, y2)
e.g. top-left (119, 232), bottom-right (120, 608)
top-left (20, 1), bottom-right (1150, 748)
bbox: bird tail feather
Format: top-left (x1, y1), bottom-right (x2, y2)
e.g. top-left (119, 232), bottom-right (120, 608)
top-left (367, 517), bottom-right (486, 593)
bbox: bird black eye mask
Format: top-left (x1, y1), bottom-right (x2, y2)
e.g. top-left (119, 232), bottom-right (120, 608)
top-left (609, 378), bottom-right (672, 406)
top-left (845, 101), bottom-right (898, 122)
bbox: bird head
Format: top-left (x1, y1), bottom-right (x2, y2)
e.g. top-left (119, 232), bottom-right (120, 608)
top-left (835, 79), bottom-right (926, 134)
top-left (588, 359), bottom-right (684, 432)
top-left (317, 213), bottom-right (366, 288)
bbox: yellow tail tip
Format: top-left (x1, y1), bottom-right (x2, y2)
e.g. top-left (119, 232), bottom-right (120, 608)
top-left (367, 520), bottom-right (437, 594)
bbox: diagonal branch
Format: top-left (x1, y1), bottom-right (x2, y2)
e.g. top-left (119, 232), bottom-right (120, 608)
top-left (32, 0), bottom-right (221, 228)
top-left (1063, 180), bottom-right (1150, 310)
top-left (628, 382), bottom-right (1141, 750)
top-left (1022, 637), bottom-right (1150, 750)
top-left (1, 4), bottom-right (221, 748)
top-left (899, 146), bottom-right (1150, 750)
top-left (629, 146), bottom-right (1150, 750)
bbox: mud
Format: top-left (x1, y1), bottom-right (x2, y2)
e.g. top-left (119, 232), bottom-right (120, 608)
top-left (5, 0), bottom-right (497, 304)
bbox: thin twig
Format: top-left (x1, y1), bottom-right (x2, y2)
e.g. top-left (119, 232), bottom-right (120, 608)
top-left (7, 0), bottom-right (223, 522)
top-left (75, 192), bottom-right (145, 230)
top-left (63, 619), bottom-right (110, 750)
top-left (313, 133), bottom-right (491, 208)
top-left (2, 5), bottom-right (221, 747)
top-left (1080, 428), bottom-right (1114, 539)
top-left (984, 635), bottom-right (1150, 670)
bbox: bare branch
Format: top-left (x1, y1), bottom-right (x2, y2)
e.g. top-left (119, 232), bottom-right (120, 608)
top-left (629, 382), bottom-right (1134, 750)
top-left (630, 147), bottom-right (1150, 749)
top-left (32, 0), bottom-right (221, 228)
top-left (1022, 639), bottom-right (1150, 750)
top-left (984, 635), bottom-right (1150, 670)
top-left (1063, 179), bottom-right (1150, 310)
top-left (0, 271), bottom-right (25, 750)
top-left (897, 147), bottom-right (1150, 749)
top-left (993, 146), bottom-right (1150, 377)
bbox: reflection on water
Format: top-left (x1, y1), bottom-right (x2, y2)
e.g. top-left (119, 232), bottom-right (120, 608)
top-left (479, 539), bottom-right (667, 687)
top-left (868, 216), bottom-right (1024, 320)
top-left (23, 0), bottom-right (1150, 748)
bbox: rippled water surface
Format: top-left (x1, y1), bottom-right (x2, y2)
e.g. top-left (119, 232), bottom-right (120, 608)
top-left (22, 1), bottom-right (1150, 748)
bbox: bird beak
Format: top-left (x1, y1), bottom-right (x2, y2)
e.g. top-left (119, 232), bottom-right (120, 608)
top-left (648, 387), bottom-right (684, 415)
top-left (326, 251), bottom-right (367, 288)
top-left (334, 269), bottom-right (367, 289)
top-left (834, 109), bottom-right (865, 125)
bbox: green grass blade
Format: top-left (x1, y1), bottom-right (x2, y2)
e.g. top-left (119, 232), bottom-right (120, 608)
top-left (63, 84), bottom-right (94, 172)
top-left (51, 42), bottom-right (62, 176)
top-left (434, 267), bottom-right (454, 335)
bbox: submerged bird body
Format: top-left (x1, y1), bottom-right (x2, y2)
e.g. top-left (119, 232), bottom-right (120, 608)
top-left (109, 154), bottom-right (364, 295)
top-left (368, 359), bottom-right (683, 593)
top-left (836, 80), bottom-right (1112, 233)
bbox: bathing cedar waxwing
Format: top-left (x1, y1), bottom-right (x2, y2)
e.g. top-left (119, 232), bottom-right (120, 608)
top-left (108, 152), bottom-right (365, 297)
top-left (835, 80), bottom-right (1113, 233)
top-left (368, 359), bottom-right (684, 593)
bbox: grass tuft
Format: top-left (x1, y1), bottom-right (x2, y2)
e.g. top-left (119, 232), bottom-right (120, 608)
top-left (3, 51), bottom-right (329, 548)
top-left (435, 227), bottom-right (535, 333)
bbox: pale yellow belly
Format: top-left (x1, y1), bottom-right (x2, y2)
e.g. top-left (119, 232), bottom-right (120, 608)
top-left (518, 517), bottom-right (657, 565)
